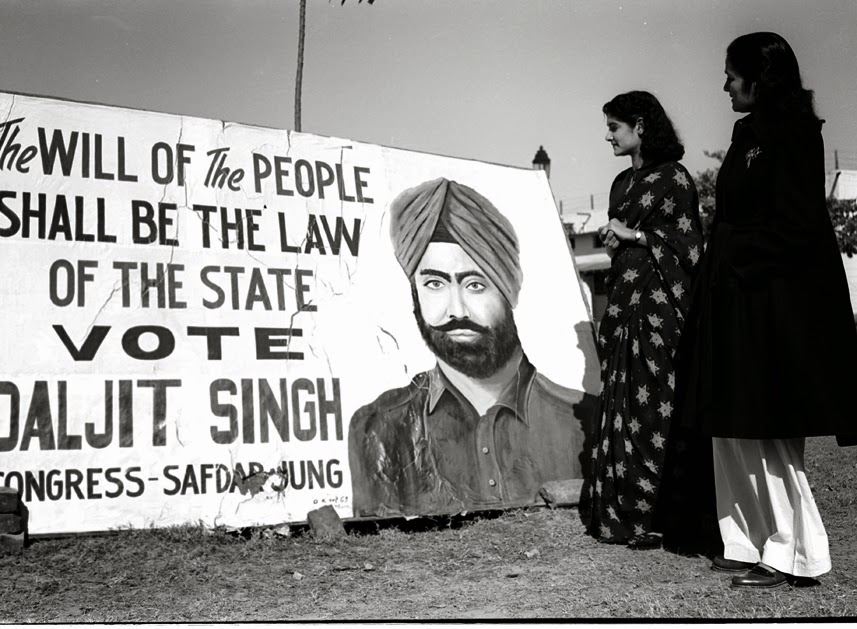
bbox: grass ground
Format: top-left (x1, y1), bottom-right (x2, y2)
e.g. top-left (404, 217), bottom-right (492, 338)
top-left (1, 436), bottom-right (855, 622)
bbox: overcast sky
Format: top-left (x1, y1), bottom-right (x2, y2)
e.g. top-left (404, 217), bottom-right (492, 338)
top-left (1, 0), bottom-right (856, 213)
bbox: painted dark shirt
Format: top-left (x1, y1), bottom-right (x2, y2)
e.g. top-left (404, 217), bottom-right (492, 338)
top-left (348, 355), bottom-right (586, 517)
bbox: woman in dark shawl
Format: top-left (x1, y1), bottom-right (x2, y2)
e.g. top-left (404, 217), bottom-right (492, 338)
top-left (680, 32), bottom-right (857, 589)
top-left (580, 91), bottom-right (704, 547)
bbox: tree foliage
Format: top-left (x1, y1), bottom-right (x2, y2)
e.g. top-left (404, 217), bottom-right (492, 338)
top-left (694, 150), bottom-right (725, 242)
top-left (693, 151), bottom-right (857, 256)
top-left (829, 198), bottom-right (857, 257)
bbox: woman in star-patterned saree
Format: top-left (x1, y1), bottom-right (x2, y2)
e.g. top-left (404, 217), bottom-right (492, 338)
top-left (579, 91), bottom-right (704, 547)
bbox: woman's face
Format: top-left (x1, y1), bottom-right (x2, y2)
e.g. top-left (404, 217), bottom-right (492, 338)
top-left (724, 58), bottom-right (756, 112)
top-left (604, 115), bottom-right (642, 159)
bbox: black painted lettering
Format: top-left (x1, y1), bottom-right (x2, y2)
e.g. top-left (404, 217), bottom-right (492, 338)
top-left (65, 468), bottom-right (85, 499)
top-left (122, 326), bottom-right (175, 361)
top-left (86, 468), bottom-right (103, 499)
top-left (20, 381), bottom-right (56, 451)
top-left (210, 379), bottom-right (239, 444)
top-left (354, 166), bottom-right (373, 203)
top-left (0, 190), bottom-right (20, 237)
top-left (259, 379), bottom-right (289, 443)
top-left (294, 159), bottom-right (315, 197)
top-left (53, 324), bottom-right (111, 361)
top-left (104, 467), bottom-right (125, 498)
top-left (56, 381), bottom-right (81, 450)
top-left (163, 465), bottom-right (181, 496)
top-left (315, 161), bottom-right (335, 199)
top-left (295, 269), bottom-right (317, 312)
top-left (132, 200), bottom-right (158, 245)
top-left (187, 326), bottom-right (240, 360)
top-left (86, 380), bottom-right (114, 449)
top-left (38, 127), bottom-right (79, 176)
top-left (327, 459), bottom-right (343, 488)
top-left (125, 467), bottom-right (145, 497)
top-left (292, 378), bottom-right (316, 441)
top-left (138, 379), bottom-right (181, 446)
top-left (316, 378), bottom-right (343, 441)
top-left (0, 382), bottom-right (20, 452)
top-left (255, 327), bottom-right (304, 360)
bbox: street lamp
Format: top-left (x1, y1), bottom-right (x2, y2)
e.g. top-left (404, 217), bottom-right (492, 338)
top-left (532, 145), bottom-right (551, 179)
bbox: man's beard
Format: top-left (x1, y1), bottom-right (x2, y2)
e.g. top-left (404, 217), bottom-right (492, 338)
top-left (411, 284), bottom-right (522, 379)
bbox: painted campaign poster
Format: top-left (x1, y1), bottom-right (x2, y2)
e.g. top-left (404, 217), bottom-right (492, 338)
top-left (0, 91), bottom-right (598, 534)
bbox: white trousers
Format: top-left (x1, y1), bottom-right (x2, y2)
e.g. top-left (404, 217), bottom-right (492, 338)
top-left (713, 437), bottom-right (831, 578)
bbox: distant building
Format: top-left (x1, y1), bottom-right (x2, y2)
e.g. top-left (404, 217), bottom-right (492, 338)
top-left (562, 208), bottom-right (611, 326)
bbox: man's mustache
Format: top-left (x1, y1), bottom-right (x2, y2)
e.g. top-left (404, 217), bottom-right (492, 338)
top-left (431, 318), bottom-right (489, 334)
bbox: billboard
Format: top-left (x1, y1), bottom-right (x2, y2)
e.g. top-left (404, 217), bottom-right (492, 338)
top-left (0, 91), bottom-right (598, 534)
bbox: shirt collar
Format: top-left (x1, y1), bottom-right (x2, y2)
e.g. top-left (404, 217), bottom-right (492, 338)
top-left (427, 354), bottom-right (537, 425)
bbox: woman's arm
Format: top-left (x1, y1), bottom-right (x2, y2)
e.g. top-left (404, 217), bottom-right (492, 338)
top-left (601, 219), bottom-right (647, 251)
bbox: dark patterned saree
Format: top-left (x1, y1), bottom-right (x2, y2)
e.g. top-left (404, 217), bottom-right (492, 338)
top-left (581, 160), bottom-right (703, 543)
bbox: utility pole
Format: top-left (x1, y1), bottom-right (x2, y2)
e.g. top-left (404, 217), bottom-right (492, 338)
top-left (294, 0), bottom-right (307, 132)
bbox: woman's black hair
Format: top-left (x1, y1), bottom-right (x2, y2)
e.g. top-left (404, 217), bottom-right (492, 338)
top-left (726, 32), bottom-right (818, 122)
top-left (602, 90), bottom-right (685, 163)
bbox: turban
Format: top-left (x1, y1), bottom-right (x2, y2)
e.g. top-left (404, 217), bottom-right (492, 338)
top-left (389, 178), bottom-right (523, 307)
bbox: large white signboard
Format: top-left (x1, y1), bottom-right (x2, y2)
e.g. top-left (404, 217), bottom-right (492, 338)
top-left (0, 91), bottom-right (597, 534)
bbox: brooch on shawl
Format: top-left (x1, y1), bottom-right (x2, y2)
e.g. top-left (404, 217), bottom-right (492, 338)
top-left (745, 146), bottom-right (762, 167)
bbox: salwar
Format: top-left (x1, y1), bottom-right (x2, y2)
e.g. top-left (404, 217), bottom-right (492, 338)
top-left (713, 437), bottom-right (830, 578)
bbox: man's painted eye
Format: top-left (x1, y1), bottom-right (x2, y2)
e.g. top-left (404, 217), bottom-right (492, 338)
top-left (466, 281), bottom-right (486, 293)
top-left (423, 279), bottom-right (444, 290)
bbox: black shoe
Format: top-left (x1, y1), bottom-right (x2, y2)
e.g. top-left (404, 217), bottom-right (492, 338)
top-left (731, 564), bottom-right (788, 589)
top-left (711, 555), bottom-right (755, 574)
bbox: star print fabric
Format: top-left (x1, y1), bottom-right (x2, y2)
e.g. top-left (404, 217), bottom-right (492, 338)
top-left (581, 161), bottom-right (703, 543)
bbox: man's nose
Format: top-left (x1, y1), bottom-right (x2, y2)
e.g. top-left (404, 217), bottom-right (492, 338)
top-left (446, 286), bottom-right (469, 319)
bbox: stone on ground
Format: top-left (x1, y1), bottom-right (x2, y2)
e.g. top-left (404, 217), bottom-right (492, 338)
top-left (0, 513), bottom-right (23, 534)
top-left (539, 479), bottom-right (584, 507)
top-left (306, 505), bottom-right (345, 539)
top-left (0, 488), bottom-right (19, 513)
top-left (0, 532), bottom-right (25, 554)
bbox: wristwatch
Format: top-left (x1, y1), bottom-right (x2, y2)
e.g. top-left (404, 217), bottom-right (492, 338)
top-left (634, 230), bottom-right (643, 242)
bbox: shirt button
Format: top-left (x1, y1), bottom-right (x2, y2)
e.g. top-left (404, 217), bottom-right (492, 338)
top-left (488, 479), bottom-right (496, 487)
top-left (482, 447), bottom-right (490, 454)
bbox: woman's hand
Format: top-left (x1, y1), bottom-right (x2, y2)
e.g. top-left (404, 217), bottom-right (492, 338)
top-left (599, 219), bottom-right (638, 251)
